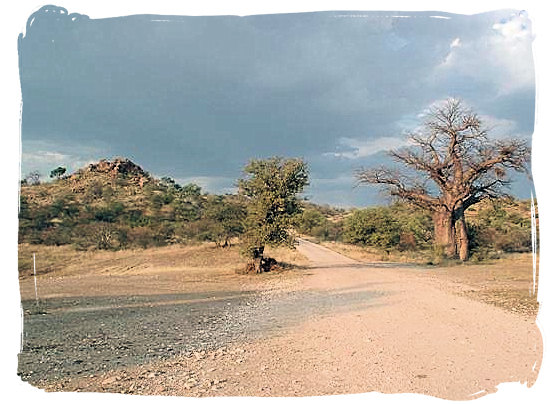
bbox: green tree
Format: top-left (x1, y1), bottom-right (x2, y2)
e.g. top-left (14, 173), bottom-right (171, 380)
top-left (343, 207), bottom-right (401, 250)
top-left (203, 196), bottom-right (246, 247)
top-left (468, 200), bottom-right (532, 256)
top-left (238, 157), bottom-right (309, 272)
top-left (181, 183), bottom-right (202, 197)
top-left (298, 209), bottom-right (327, 234)
top-left (50, 166), bottom-right (67, 180)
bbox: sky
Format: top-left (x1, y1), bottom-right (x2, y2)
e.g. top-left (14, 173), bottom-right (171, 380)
top-left (18, 6), bottom-right (536, 207)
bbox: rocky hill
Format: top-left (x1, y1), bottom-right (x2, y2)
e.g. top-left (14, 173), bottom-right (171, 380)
top-left (18, 158), bottom-right (226, 250)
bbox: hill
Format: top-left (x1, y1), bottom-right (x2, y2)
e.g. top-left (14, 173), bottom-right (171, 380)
top-left (19, 158), bottom-right (244, 250)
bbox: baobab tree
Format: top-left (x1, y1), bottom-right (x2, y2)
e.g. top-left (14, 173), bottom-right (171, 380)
top-left (356, 98), bottom-right (530, 261)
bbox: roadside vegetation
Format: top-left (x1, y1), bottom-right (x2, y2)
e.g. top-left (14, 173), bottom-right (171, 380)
top-left (19, 157), bottom-right (309, 274)
top-left (19, 98), bottom-right (536, 274)
top-left (19, 157), bottom-right (534, 273)
top-left (298, 198), bottom-right (534, 264)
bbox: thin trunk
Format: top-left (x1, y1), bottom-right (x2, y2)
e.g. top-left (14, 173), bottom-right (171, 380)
top-left (433, 209), bottom-right (457, 258)
top-left (254, 245), bottom-right (265, 273)
top-left (455, 206), bottom-right (469, 261)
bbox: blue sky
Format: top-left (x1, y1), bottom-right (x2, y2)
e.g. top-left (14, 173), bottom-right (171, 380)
top-left (19, 6), bottom-right (535, 207)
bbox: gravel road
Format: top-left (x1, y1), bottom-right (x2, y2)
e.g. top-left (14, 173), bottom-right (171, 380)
top-left (19, 290), bottom-right (258, 384)
top-left (18, 250), bottom-right (380, 387)
top-left (18, 240), bottom-right (542, 399)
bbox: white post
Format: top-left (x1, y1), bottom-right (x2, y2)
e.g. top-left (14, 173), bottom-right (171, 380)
top-left (33, 253), bottom-right (39, 306)
top-left (530, 193), bottom-right (537, 297)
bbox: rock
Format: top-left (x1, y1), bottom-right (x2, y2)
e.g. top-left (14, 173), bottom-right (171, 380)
top-left (101, 376), bottom-right (117, 385)
top-left (183, 382), bottom-right (195, 390)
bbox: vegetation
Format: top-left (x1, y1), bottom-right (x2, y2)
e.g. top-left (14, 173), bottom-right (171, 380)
top-left (356, 98), bottom-right (530, 261)
top-left (343, 204), bottom-right (432, 253)
top-left (18, 154), bottom-right (533, 271)
top-left (297, 199), bottom-right (533, 264)
top-left (238, 157), bottom-right (309, 273)
top-left (18, 158), bottom-right (244, 251)
top-left (49, 166), bottom-right (66, 180)
top-left (296, 203), bottom-right (345, 242)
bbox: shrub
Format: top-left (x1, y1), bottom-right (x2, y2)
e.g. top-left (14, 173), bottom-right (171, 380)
top-left (468, 201), bottom-right (532, 254)
top-left (343, 207), bottom-right (401, 249)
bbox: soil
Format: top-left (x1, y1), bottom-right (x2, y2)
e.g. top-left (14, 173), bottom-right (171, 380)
top-left (18, 240), bottom-right (542, 399)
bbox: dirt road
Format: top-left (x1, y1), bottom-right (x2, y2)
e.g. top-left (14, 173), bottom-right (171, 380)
top-left (19, 240), bottom-right (542, 399)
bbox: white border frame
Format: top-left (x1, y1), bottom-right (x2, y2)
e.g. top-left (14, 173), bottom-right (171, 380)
top-left (2, 2), bottom-right (548, 404)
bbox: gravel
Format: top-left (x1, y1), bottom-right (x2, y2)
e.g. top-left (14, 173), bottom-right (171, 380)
top-left (19, 279), bottom-right (382, 388)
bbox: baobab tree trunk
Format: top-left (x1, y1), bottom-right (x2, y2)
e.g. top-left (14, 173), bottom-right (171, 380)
top-left (433, 209), bottom-right (457, 258)
top-left (455, 206), bottom-right (469, 261)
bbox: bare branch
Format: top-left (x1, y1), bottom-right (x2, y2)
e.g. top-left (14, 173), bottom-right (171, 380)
top-left (463, 138), bottom-right (530, 185)
top-left (355, 167), bottom-right (438, 210)
top-left (355, 98), bottom-right (530, 214)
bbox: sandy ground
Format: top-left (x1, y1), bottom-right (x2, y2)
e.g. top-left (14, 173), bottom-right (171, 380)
top-left (19, 240), bottom-right (542, 399)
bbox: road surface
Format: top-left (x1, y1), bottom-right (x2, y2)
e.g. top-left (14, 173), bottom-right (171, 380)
top-left (19, 239), bottom-right (542, 399)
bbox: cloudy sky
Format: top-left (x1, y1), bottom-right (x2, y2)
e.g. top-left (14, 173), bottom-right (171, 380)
top-left (19, 6), bottom-right (535, 206)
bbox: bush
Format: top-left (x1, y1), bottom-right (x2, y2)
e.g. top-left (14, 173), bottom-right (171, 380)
top-left (341, 204), bottom-right (433, 253)
top-left (468, 201), bottom-right (532, 255)
top-left (343, 207), bottom-right (401, 249)
top-left (127, 227), bottom-right (155, 249)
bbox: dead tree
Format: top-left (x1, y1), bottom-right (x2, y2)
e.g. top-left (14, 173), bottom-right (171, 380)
top-left (356, 98), bottom-right (530, 261)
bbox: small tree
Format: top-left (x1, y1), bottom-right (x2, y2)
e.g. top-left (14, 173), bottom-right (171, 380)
top-left (238, 157), bottom-right (309, 272)
top-left (25, 171), bottom-right (41, 186)
top-left (50, 166), bottom-right (66, 180)
top-left (203, 196), bottom-right (246, 247)
top-left (181, 183), bottom-right (202, 197)
top-left (356, 98), bottom-right (530, 261)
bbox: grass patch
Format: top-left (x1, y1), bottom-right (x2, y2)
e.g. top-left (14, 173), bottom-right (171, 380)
top-left (18, 242), bottom-right (310, 279)
top-left (424, 254), bottom-right (539, 317)
top-left (319, 241), bottom-right (430, 263)
top-left (18, 242), bottom-right (245, 278)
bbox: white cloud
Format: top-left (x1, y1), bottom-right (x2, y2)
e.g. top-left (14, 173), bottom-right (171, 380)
top-left (479, 114), bottom-right (530, 140)
top-left (175, 176), bottom-right (236, 194)
top-left (492, 11), bottom-right (531, 40)
top-left (20, 139), bottom-right (108, 178)
top-left (22, 150), bottom-right (70, 165)
top-left (410, 100), bottom-right (526, 140)
top-left (436, 12), bottom-right (534, 95)
top-left (450, 37), bottom-right (461, 48)
top-left (325, 136), bottom-right (408, 159)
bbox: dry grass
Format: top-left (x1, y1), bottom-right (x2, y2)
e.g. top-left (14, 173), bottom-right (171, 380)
top-left (18, 242), bottom-right (310, 302)
top-left (264, 245), bottom-right (310, 269)
top-left (18, 243), bottom-right (246, 278)
top-left (18, 242), bottom-right (310, 279)
top-left (418, 253), bottom-right (540, 317)
top-left (319, 241), bottom-right (429, 263)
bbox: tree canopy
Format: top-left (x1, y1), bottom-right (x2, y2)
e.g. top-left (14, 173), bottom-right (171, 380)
top-left (356, 98), bottom-right (530, 260)
top-left (238, 157), bottom-right (309, 272)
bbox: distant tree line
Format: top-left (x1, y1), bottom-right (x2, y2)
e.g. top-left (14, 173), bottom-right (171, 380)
top-left (297, 199), bottom-right (533, 262)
